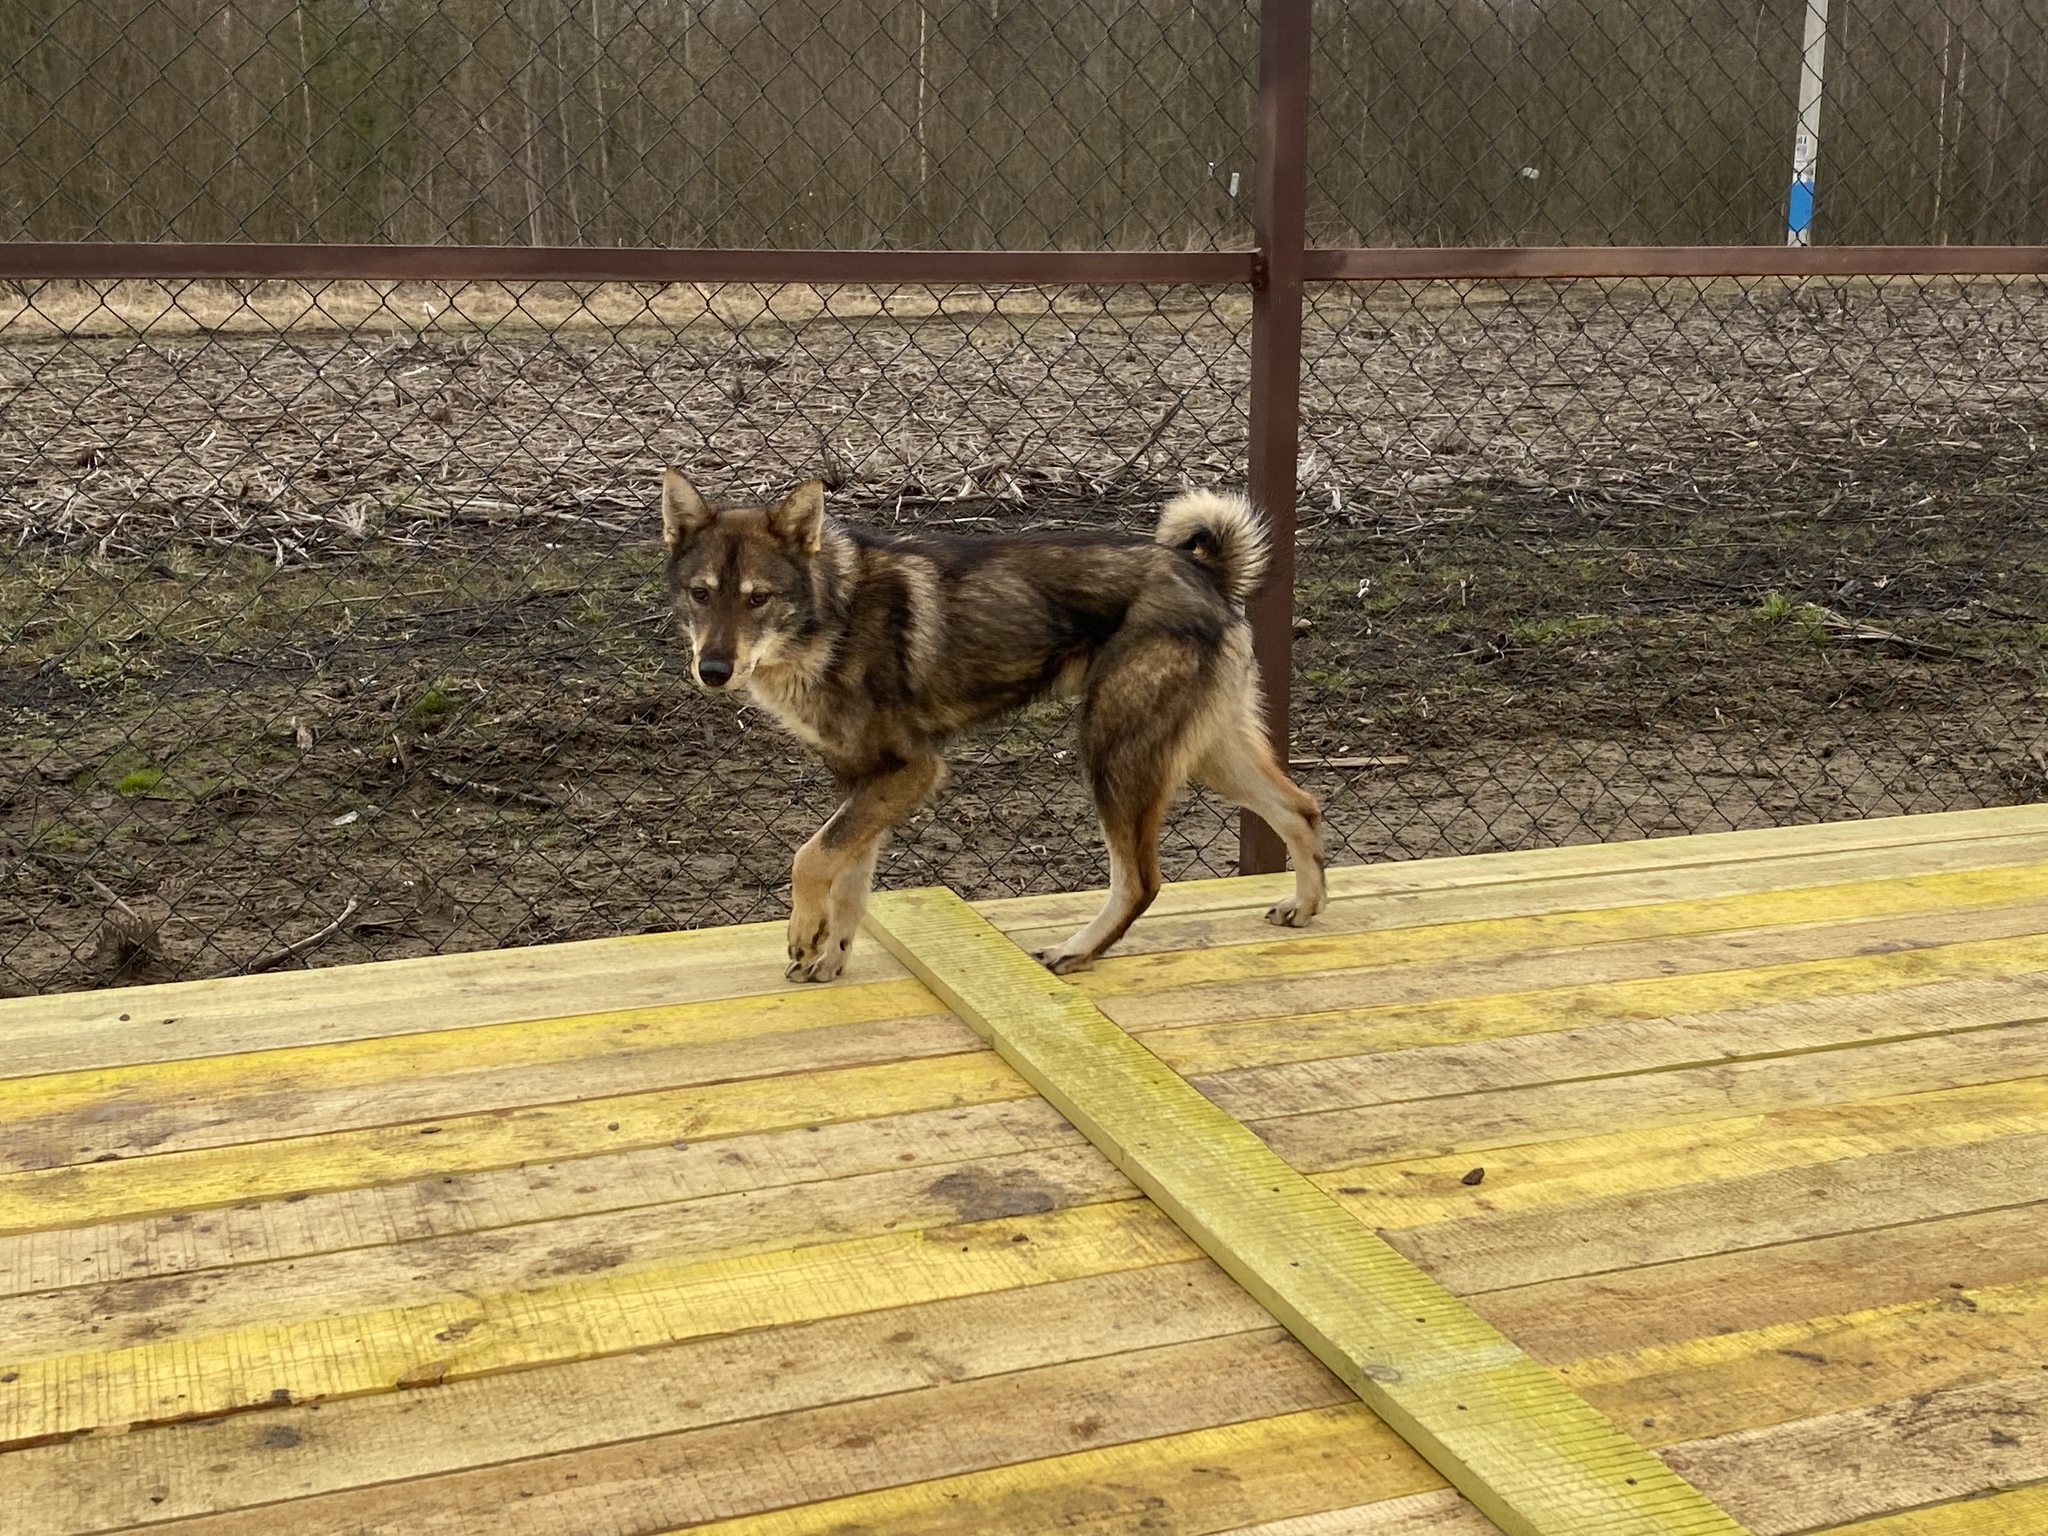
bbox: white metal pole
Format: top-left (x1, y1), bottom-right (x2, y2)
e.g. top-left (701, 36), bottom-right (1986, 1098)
top-left (1787, 0), bottom-right (1831, 245)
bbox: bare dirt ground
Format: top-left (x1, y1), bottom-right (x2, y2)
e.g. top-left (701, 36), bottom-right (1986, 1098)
top-left (4, 275), bottom-right (2045, 993)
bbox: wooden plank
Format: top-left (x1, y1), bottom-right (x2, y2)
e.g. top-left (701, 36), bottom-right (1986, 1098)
top-left (0, 1197), bottom-right (1198, 1446)
top-left (670, 1405), bottom-right (1435, 1536)
top-left (973, 805), bottom-right (2048, 934)
top-left (0, 1259), bottom-right (1268, 1534)
top-left (1152, 932), bottom-right (2048, 1078)
top-left (1392, 1134), bottom-right (2048, 1295)
top-left (0, 1097), bottom-right (1085, 1298)
top-left (1662, 1368), bottom-right (2048, 1536)
top-left (0, 921), bottom-right (911, 1079)
top-left (1261, 1018), bottom-right (2048, 1173)
top-left (0, 1051), bottom-right (1029, 1238)
top-left (1073, 862), bottom-right (2048, 1002)
top-left (1811, 1486), bottom-right (2048, 1536)
top-left (1473, 1203), bottom-right (2048, 1366)
top-left (2, 978), bottom-right (947, 1157)
top-left (1215, 1490), bottom-right (1500, 1535)
top-left (6, 997), bottom-right (971, 1171)
top-left (87, 1330), bottom-right (1375, 1536)
top-left (998, 829), bottom-right (2048, 962)
top-left (865, 888), bottom-right (1746, 1536)
top-left (1198, 970), bottom-right (2048, 1120)
top-left (1564, 1271), bottom-right (2048, 1446)
top-left (0, 1143), bottom-right (1133, 1362)
top-left (1098, 898), bottom-right (2048, 1034)
top-left (1320, 1076), bottom-right (2048, 1231)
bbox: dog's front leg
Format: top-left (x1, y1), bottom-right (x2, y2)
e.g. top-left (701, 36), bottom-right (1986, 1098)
top-left (786, 756), bottom-right (942, 983)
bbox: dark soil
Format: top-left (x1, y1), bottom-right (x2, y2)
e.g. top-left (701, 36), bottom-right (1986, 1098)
top-left (5, 276), bottom-right (2046, 994)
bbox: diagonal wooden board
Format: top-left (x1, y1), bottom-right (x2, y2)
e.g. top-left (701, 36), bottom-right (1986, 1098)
top-left (865, 887), bottom-right (1750, 1536)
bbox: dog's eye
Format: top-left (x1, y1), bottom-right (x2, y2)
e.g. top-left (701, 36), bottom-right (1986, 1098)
top-left (747, 590), bottom-right (772, 608)
top-left (688, 586), bottom-right (710, 604)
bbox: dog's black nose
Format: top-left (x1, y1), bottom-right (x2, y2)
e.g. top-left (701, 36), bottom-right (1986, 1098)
top-left (697, 656), bottom-right (734, 688)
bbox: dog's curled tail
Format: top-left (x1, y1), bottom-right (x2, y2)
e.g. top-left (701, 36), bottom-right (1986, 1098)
top-left (1154, 490), bottom-right (1271, 604)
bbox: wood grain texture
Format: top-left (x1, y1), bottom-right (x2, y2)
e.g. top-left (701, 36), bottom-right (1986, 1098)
top-left (973, 805), bottom-right (2048, 936)
top-left (0, 1096), bottom-right (1086, 1298)
top-left (25, 1328), bottom-right (1360, 1536)
top-left (2, 1260), bottom-right (1269, 1534)
top-left (1214, 1490), bottom-right (1500, 1535)
top-left (2, 980), bottom-right (954, 1169)
top-left (1196, 967), bottom-right (2048, 1119)
top-left (1472, 1203), bottom-right (2048, 1364)
top-left (1095, 897), bottom-right (2048, 1034)
top-left (998, 828), bottom-right (2048, 963)
top-left (1264, 1020), bottom-right (2048, 1172)
top-left (671, 1405), bottom-right (1436, 1536)
top-left (1150, 931), bottom-right (2048, 1078)
top-left (1073, 861), bottom-right (2048, 1002)
top-left (1811, 1486), bottom-right (2048, 1536)
top-left (866, 887), bottom-right (1745, 1536)
top-left (1322, 1075), bottom-right (2048, 1231)
top-left (0, 1198), bottom-right (1197, 1447)
top-left (1391, 1132), bottom-right (2048, 1295)
top-left (0, 1144), bottom-right (1133, 1362)
top-left (1566, 1271), bottom-right (2048, 1445)
top-left (0, 920), bottom-right (910, 1078)
top-left (1664, 1368), bottom-right (2048, 1536)
top-left (0, 1051), bottom-right (1029, 1237)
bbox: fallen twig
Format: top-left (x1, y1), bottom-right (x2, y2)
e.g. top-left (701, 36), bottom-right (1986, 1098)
top-left (426, 767), bottom-right (560, 809)
top-left (214, 897), bottom-right (361, 978)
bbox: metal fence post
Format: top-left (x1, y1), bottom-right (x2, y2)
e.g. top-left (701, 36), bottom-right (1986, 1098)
top-left (1241, 0), bottom-right (1310, 876)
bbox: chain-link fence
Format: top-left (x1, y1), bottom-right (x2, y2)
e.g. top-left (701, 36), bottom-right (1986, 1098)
top-left (6, 0), bottom-right (2048, 994)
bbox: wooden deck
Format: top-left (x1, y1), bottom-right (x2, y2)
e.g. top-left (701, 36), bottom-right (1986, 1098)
top-left (6, 806), bottom-right (2048, 1534)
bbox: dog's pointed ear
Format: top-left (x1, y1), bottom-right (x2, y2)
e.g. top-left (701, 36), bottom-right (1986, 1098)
top-left (766, 479), bottom-right (826, 555)
top-left (661, 470), bottom-right (714, 548)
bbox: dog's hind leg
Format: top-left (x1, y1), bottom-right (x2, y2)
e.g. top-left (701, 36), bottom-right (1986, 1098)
top-left (1193, 725), bottom-right (1325, 928)
top-left (1037, 636), bottom-right (1200, 974)
top-left (1036, 779), bottom-right (1174, 975)
top-left (787, 755), bottom-right (942, 983)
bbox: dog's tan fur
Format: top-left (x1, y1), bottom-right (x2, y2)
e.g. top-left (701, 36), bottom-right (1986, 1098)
top-left (662, 472), bottom-right (1323, 981)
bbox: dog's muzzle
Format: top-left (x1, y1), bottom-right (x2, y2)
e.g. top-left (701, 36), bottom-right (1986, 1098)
top-left (697, 656), bottom-right (735, 689)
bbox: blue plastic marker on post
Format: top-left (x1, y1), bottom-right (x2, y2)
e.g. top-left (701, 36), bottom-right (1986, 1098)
top-left (1787, 0), bottom-right (1830, 246)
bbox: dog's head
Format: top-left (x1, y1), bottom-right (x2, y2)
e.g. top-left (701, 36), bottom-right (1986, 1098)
top-left (661, 471), bottom-right (826, 692)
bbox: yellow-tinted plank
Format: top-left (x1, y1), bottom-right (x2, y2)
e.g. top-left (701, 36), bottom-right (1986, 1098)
top-left (0, 1097), bottom-right (1084, 1298)
top-left (1320, 1074), bottom-right (2048, 1231)
top-left (0, 920), bottom-right (911, 1078)
top-left (866, 887), bottom-right (1746, 1536)
top-left (674, 1404), bottom-right (1439, 1536)
top-left (1265, 1017), bottom-right (2048, 1173)
top-left (0, 1143), bottom-right (1131, 1362)
top-left (5, 986), bottom-right (964, 1170)
top-left (0, 1197), bottom-right (1196, 1446)
top-left (1567, 1272), bottom-right (2048, 1445)
top-left (1002, 828), bottom-right (2048, 962)
top-left (1152, 932), bottom-right (2048, 1078)
top-left (1100, 898), bottom-right (2048, 1036)
top-left (1, 976), bottom-right (943, 1125)
top-left (1816, 1486), bottom-right (2048, 1536)
top-left (1, 1260), bottom-right (1268, 1535)
top-left (1394, 1132), bottom-right (2048, 1296)
top-left (0, 1051), bottom-right (1029, 1237)
top-left (974, 805), bottom-right (2048, 935)
top-left (1664, 1368), bottom-right (2048, 1535)
top-left (1077, 863), bottom-right (2048, 1002)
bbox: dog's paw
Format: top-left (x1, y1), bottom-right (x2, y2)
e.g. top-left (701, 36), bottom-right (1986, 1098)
top-left (786, 926), bottom-right (852, 983)
top-left (1264, 894), bottom-right (1320, 928)
top-left (1034, 946), bottom-right (1095, 975)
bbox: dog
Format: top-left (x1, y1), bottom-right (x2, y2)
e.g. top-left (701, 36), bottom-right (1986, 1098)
top-left (660, 471), bottom-right (1324, 982)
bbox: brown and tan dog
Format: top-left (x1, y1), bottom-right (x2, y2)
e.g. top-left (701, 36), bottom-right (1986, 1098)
top-left (661, 471), bottom-right (1323, 981)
